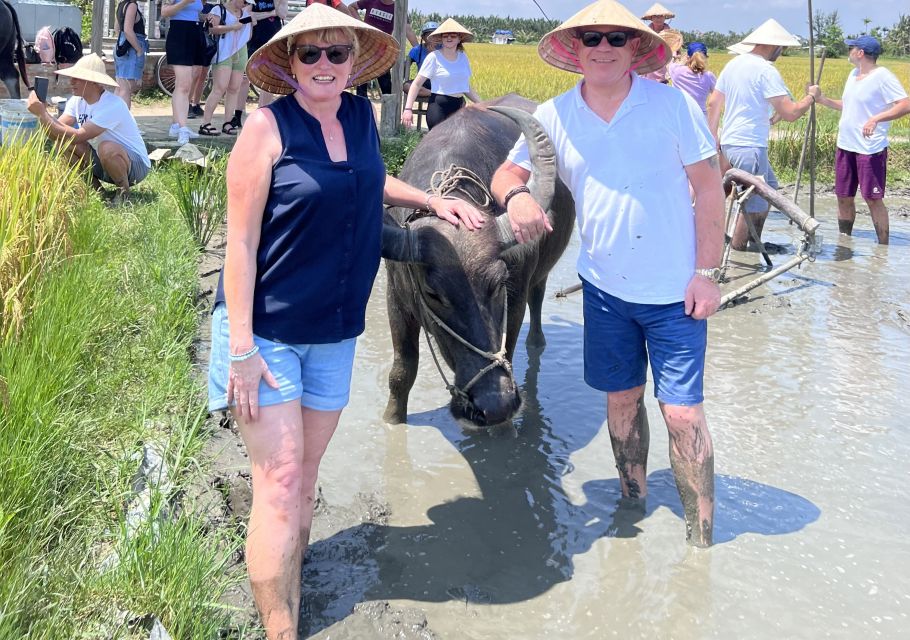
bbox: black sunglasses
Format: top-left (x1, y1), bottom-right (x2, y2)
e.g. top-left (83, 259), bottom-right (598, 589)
top-left (292, 44), bottom-right (354, 65)
top-left (578, 30), bottom-right (635, 48)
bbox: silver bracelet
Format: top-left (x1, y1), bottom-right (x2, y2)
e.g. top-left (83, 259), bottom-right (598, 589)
top-left (229, 344), bottom-right (260, 362)
top-left (425, 193), bottom-right (438, 211)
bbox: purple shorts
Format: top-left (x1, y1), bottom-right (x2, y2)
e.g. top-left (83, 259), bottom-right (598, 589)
top-left (835, 147), bottom-right (888, 200)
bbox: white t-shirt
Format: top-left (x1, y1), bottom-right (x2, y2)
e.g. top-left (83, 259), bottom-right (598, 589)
top-left (508, 74), bottom-right (717, 304)
top-left (837, 66), bottom-right (908, 155)
top-left (417, 50), bottom-right (471, 96)
top-left (715, 53), bottom-right (790, 148)
top-left (64, 92), bottom-right (150, 168)
top-left (215, 7), bottom-right (251, 64)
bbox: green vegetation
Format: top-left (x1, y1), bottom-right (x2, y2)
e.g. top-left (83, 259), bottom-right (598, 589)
top-left (164, 151), bottom-right (229, 250)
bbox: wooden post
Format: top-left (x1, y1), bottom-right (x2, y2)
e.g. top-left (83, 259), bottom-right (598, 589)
top-left (380, 0), bottom-right (407, 137)
top-left (91, 0), bottom-right (105, 54)
top-left (807, 0), bottom-right (816, 218)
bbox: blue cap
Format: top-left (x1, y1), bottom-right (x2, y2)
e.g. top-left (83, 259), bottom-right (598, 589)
top-left (844, 35), bottom-right (881, 56)
top-left (421, 21), bottom-right (439, 36)
top-left (687, 42), bottom-right (708, 57)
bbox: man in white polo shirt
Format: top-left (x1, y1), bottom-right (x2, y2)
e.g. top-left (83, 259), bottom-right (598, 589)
top-left (491, 0), bottom-right (725, 547)
top-left (27, 54), bottom-right (151, 203)
top-left (707, 19), bottom-right (814, 250)
top-left (809, 36), bottom-right (910, 244)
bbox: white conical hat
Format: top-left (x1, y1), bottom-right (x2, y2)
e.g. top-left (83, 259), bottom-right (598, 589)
top-left (538, 0), bottom-right (670, 76)
top-left (55, 53), bottom-right (118, 87)
top-left (641, 3), bottom-right (675, 20)
top-left (740, 18), bottom-right (801, 47)
top-left (727, 42), bottom-right (754, 55)
top-left (427, 18), bottom-right (475, 46)
top-left (246, 3), bottom-right (399, 95)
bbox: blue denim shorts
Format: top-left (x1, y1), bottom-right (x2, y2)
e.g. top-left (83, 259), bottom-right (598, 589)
top-left (114, 34), bottom-right (149, 81)
top-left (208, 303), bottom-right (357, 412)
top-left (581, 279), bottom-right (707, 405)
top-left (722, 144), bottom-right (780, 214)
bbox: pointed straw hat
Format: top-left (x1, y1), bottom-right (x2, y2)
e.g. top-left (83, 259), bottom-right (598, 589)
top-left (726, 42), bottom-right (754, 55)
top-left (659, 28), bottom-right (683, 55)
top-left (55, 53), bottom-right (118, 88)
top-left (641, 3), bottom-right (675, 20)
top-left (538, 0), bottom-right (670, 76)
top-left (246, 3), bottom-right (399, 95)
top-left (739, 18), bottom-right (801, 48)
top-left (426, 18), bottom-right (474, 47)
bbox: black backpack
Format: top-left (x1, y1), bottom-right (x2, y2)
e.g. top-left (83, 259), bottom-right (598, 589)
top-left (53, 27), bottom-right (83, 64)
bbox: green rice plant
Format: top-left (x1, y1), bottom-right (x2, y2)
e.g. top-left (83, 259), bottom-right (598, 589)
top-left (0, 132), bottom-right (88, 344)
top-left (165, 152), bottom-right (229, 251)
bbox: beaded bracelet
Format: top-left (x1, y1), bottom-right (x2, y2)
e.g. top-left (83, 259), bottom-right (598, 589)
top-left (229, 344), bottom-right (260, 362)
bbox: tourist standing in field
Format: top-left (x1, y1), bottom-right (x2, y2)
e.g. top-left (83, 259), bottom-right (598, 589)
top-left (348, 0), bottom-right (417, 97)
top-left (669, 41), bottom-right (715, 115)
top-left (640, 2), bottom-right (677, 84)
top-left (198, 0), bottom-right (254, 136)
top-left (401, 20), bottom-right (438, 100)
top-left (161, 0), bottom-right (207, 144)
top-left (401, 19), bottom-right (480, 130)
top-left (707, 19), bottom-right (814, 251)
top-left (808, 36), bottom-right (910, 244)
top-left (208, 6), bottom-right (482, 636)
top-left (26, 54), bottom-right (150, 202)
top-left (114, 0), bottom-right (149, 109)
top-left (491, 0), bottom-right (725, 547)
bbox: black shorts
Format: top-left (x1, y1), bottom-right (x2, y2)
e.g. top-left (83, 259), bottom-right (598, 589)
top-left (166, 19), bottom-right (207, 67)
top-left (248, 18), bottom-right (282, 56)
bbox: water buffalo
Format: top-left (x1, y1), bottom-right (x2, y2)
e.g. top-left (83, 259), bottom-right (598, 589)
top-left (0, 0), bottom-right (28, 99)
top-left (381, 94), bottom-right (575, 427)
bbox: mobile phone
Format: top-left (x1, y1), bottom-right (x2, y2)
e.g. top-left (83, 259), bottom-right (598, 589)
top-left (34, 76), bottom-right (49, 103)
top-left (239, 16), bottom-right (252, 24)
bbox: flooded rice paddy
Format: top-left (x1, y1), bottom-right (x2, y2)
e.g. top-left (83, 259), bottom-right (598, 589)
top-left (297, 192), bottom-right (910, 639)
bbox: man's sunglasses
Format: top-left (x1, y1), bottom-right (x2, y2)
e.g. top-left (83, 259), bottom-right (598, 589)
top-left (577, 30), bottom-right (635, 48)
top-left (292, 44), bottom-right (354, 65)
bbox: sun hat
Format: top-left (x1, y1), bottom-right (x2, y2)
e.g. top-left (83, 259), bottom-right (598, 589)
top-left (844, 35), bottom-right (881, 56)
top-left (739, 18), bottom-right (801, 48)
top-left (420, 21), bottom-right (439, 37)
top-left (641, 3), bottom-right (675, 20)
top-left (726, 42), bottom-right (754, 55)
top-left (686, 41), bottom-right (708, 57)
top-left (426, 18), bottom-right (474, 47)
top-left (246, 3), bottom-right (399, 95)
top-left (659, 28), bottom-right (683, 55)
top-left (538, 0), bottom-right (671, 76)
top-left (55, 53), bottom-right (118, 88)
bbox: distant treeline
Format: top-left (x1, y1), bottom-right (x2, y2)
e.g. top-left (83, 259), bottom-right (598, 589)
top-left (409, 11), bottom-right (559, 44)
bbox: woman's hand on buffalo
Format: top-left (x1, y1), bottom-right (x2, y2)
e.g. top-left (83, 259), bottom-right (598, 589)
top-left (227, 353), bottom-right (280, 422)
top-left (429, 195), bottom-right (486, 231)
top-left (506, 192), bottom-right (552, 243)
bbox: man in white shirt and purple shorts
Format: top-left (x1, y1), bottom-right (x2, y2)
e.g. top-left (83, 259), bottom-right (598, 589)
top-left (809, 36), bottom-right (910, 244)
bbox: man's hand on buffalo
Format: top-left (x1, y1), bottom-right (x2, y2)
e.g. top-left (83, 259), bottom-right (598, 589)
top-left (507, 191), bottom-right (553, 243)
top-left (428, 194), bottom-right (486, 231)
top-left (684, 274), bottom-right (721, 320)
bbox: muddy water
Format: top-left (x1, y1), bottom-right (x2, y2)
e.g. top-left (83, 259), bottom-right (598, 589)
top-left (302, 193), bottom-right (910, 639)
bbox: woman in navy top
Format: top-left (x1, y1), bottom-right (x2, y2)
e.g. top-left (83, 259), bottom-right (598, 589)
top-left (207, 6), bottom-right (483, 637)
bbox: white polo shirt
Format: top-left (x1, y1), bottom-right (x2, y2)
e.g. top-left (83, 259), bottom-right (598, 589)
top-left (714, 53), bottom-right (790, 148)
top-left (837, 66), bottom-right (908, 155)
top-left (508, 74), bottom-right (716, 304)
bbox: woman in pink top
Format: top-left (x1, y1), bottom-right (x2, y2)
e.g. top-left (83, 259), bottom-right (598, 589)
top-left (669, 42), bottom-right (716, 115)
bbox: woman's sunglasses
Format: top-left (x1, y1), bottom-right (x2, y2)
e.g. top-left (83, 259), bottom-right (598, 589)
top-left (577, 30), bottom-right (635, 48)
top-left (292, 44), bottom-right (354, 65)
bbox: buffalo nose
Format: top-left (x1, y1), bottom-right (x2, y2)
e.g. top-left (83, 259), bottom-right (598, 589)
top-left (470, 387), bottom-right (521, 426)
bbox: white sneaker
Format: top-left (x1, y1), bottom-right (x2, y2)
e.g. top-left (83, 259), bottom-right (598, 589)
top-left (179, 126), bottom-right (200, 140)
top-left (177, 129), bottom-right (190, 145)
top-left (168, 123), bottom-right (180, 138)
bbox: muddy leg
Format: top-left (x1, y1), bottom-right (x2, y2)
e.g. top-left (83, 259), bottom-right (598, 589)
top-left (660, 402), bottom-right (714, 547)
top-left (837, 197), bottom-right (856, 236)
top-left (731, 207), bottom-right (768, 251)
top-left (866, 198), bottom-right (889, 245)
top-left (384, 289), bottom-right (420, 424)
top-left (606, 386), bottom-right (649, 501)
top-left (526, 277), bottom-right (548, 349)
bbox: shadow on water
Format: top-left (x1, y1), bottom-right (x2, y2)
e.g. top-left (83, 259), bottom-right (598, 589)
top-left (299, 322), bottom-right (820, 637)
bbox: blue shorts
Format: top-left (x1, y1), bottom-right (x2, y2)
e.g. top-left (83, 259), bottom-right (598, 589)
top-left (722, 144), bottom-right (779, 214)
top-left (582, 279), bottom-right (707, 405)
top-left (208, 303), bottom-right (357, 412)
top-left (114, 34), bottom-right (149, 81)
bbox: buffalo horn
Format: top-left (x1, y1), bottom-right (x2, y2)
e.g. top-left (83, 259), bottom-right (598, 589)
top-left (381, 222), bottom-right (424, 263)
top-left (488, 106), bottom-right (557, 246)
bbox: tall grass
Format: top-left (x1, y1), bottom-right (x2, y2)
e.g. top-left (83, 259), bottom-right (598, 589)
top-left (165, 152), bottom-right (229, 251)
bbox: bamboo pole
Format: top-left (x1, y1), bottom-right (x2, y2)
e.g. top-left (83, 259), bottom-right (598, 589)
top-left (720, 254), bottom-right (810, 308)
top-left (793, 48), bottom-right (826, 204)
top-left (807, 0), bottom-right (817, 218)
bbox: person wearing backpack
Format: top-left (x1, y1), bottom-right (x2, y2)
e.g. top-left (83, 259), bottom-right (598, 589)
top-left (198, 0), bottom-right (253, 136)
top-left (114, 0), bottom-right (149, 109)
top-left (53, 27), bottom-right (83, 64)
top-left (161, 0), bottom-right (209, 144)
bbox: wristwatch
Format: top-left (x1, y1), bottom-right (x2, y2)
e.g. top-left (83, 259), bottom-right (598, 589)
top-left (695, 267), bottom-right (722, 283)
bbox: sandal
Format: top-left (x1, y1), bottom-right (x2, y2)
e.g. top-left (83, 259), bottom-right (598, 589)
top-left (198, 123), bottom-right (220, 137)
top-left (222, 122), bottom-right (238, 135)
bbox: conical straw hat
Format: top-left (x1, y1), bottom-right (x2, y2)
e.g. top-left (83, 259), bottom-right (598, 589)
top-left (55, 53), bottom-right (118, 88)
top-left (740, 18), bottom-right (801, 47)
top-left (641, 3), bottom-right (675, 20)
top-left (246, 3), bottom-right (399, 95)
top-left (426, 18), bottom-right (474, 47)
top-left (727, 42), bottom-right (754, 55)
top-left (659, 28), bottom-right (683, 54)
top-left (538, 0), bottom-right (670, 76)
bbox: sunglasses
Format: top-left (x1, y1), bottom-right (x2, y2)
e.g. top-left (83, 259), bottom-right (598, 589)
top-left (577, 30), bottom-right (635, 48)
top-left (292, 44), bottom-right (354, 65)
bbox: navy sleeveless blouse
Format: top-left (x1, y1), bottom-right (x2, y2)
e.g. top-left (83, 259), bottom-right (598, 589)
top-left (215, 92), bottom-right (386, 344)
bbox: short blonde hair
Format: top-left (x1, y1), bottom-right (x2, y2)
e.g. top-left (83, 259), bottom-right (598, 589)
top-left (687, 51), bottom-right (707, 74)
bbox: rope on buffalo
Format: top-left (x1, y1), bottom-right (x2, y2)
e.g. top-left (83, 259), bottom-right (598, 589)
top-left (426, 164), bottom-right (494, 210)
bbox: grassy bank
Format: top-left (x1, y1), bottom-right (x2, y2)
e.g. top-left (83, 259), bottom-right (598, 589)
top-left (0, 139), bottom-right (237, 637)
